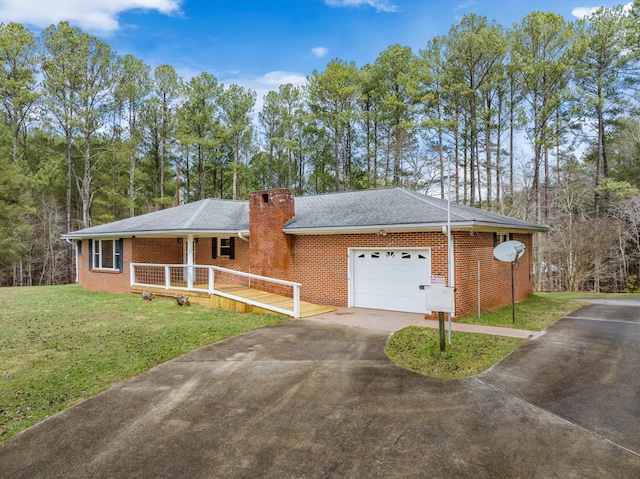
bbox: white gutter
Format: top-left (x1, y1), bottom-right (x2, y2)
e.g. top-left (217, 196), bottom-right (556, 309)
top-left (61, 229), bottom-right (249, 240)
top-left (283, 221), bottom-right (549, 235)
top-left (238, 231), bottom-right (250, 241)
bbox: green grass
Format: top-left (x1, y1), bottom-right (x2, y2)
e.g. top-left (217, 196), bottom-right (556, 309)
top-left (456, 293), bottom-right (595, 331)
top-left (0, 285), bottom-right (285, 441)
top-left (387, 292), bottom-right (637, 378)
top-left (387, 327), bottom-right (525, 378)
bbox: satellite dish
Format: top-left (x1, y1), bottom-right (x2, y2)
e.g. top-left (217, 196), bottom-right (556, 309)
top-left (493, 240), bottom-right (525, 263)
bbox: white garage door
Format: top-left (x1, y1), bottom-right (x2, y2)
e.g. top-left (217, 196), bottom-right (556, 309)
top-left (352, 249), bottom-right (431, 313)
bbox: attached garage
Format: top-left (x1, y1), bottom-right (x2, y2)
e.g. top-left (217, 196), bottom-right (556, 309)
top-left (350, 248), bottom-right (431, 314)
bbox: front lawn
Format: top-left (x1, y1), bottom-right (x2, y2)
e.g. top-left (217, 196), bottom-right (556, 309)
top-left (0, 285), bottom-right (285, 441)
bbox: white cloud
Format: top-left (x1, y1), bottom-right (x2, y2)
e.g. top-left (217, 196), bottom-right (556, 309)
top-left (572, 2), bottom-right (633, 19)
top-left (253, 71), bottom-right (307, 88)
top-left (324, 0), bottom-right (397, 13)
top-left (572, 6), bottom-right (602, 18)
top-left (455, 1), bottom-right (477, 11)
top-left (227, 71), bottom-right (308, 115)
top-left (311, 46), bottom-right (329, 58)
top-left (0, 0), bottom-right (182, 34)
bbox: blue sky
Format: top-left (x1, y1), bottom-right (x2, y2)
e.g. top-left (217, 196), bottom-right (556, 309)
top-left (0, 0), bottom-right (631, 103)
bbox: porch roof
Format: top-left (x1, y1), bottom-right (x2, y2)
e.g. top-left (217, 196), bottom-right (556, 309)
top-left (63, 198), bottom-right (249, 239)
top-left (62, 188), bottom-right (547, 239)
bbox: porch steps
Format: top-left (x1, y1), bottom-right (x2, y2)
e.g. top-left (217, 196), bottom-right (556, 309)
top-left (131, 285), bottom-right (336, 318)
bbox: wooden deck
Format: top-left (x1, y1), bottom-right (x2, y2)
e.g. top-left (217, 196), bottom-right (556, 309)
top-left (131, 284), bottom-right (336, 318)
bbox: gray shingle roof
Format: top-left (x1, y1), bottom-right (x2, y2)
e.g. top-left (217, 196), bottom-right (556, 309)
top-left (285, 188), bottom-right (546, 232)
top-left (63, 198), bottom-right (248, 238)
top-left (62, 188), bottom-right (546, 239)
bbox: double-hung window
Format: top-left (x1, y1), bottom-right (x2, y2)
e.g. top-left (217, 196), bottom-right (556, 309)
top-left (212, 237), bottom-right (235, 259)
top-left (91, 239), bottom-right (122, 271)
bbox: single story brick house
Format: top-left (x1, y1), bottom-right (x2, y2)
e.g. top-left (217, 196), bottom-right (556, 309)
top-left (62, 188), bottom-right (547, 317)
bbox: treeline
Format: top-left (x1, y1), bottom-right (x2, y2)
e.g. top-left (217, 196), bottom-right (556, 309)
top-left (2, 4), bottom-right (640, 292)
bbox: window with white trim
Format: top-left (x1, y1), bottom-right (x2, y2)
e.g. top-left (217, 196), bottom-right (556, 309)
top-left (92, 239), bottom-right (122, 270)
top-left (213, 236), bottom-right (235, 259)
top-left (494, 233), bottom-right (513, 246)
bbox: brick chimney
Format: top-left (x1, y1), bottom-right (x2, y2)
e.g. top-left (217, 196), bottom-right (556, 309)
top-left (249, 188), bottom-right (295, 280)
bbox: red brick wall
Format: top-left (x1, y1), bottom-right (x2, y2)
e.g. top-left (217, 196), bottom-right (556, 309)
top-left (453, 232), bottom-right (533, 316)
top-left (249, 189), bottom-right (295, 281)
top-left (77, 238), bottom-right (133, 294)
top-left (133, 238), bottom-right (182, 264)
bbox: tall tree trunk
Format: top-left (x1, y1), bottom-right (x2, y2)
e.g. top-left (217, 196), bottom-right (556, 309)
top-left (544, 146), bottom-right (549, 222)
top-left (66, 130), bottom-right (72, 283)
top-left (470, 102), bottom-right (477, 208)
top-left (485, 115), bottom-right (492, 210)
top-left (496, 96), bottom-right (502, 208)
top-left (81, 133), bottom-right (92, 228)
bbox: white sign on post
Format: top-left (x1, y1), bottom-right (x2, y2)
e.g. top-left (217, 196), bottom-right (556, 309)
top-left (422, 285), bottom-right (455, 313)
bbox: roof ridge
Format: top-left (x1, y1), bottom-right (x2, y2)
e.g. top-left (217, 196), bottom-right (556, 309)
top-left (182, 199), bottom-right (212, 229)
top-left (396, 188), bottom-right (455, 216)
top-left (297, 187), bottom-right (397, 200)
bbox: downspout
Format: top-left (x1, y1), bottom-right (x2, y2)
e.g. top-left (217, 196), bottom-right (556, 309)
top-left (187, 234), bottom-right (194, 290)
top-left (238, 231), bottom-right (250, 284)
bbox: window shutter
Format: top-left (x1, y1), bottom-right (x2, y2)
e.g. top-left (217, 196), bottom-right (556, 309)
top-left (88, 240), bottom-right (93, 271)
top-left (212, 237), bottom-right (218, 259)
top-left (493, 233), bottom-right (498, 248)
top-left (117, 239), bottom-right (124, 272)
top-left (77, 240), bottom-right (82, 255)
top-left (229, 236), bottom-right (235, 260)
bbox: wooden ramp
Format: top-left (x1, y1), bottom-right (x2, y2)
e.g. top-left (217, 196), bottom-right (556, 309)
top-left (131, 284), bottom-right (336, 318)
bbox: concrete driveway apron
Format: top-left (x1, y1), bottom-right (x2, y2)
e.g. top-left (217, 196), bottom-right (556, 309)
top-left (1, 299), bottom-right (639, 478)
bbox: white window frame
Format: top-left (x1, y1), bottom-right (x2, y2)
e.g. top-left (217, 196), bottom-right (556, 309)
top-left (219, 237), bottom-right (232, 257)
top-left (93, 239), bottom-right (120, 270)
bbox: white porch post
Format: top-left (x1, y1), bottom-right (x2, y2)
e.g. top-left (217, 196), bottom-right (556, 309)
top-left (187, 234), bottom-right (194, 290)
top-left (293, 284), bottom-right (301, 319)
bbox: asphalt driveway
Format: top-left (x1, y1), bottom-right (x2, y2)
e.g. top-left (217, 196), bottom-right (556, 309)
top-left (1, 300), bottom-right (639, 478)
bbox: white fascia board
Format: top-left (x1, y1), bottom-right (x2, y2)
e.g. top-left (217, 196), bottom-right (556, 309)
top-left (284, 223), bottom-right (449, 235)
top-left (284, 221), bottom-right (548, 235)
top-left (459, 222), bottom-right (549, 233)
top-left (61, 229), bottom-right (249, 240)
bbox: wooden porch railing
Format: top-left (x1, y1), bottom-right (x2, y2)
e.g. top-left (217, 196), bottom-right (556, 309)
top-left (130, 263), bottom-right (302, 318)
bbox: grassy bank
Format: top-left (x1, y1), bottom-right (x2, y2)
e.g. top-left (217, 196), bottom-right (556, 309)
top-left (0, 285), bottom-right (284, 441)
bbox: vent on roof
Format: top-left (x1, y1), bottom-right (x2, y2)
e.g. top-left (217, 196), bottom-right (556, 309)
top-left (261, 193), bottom-right (269, 203)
